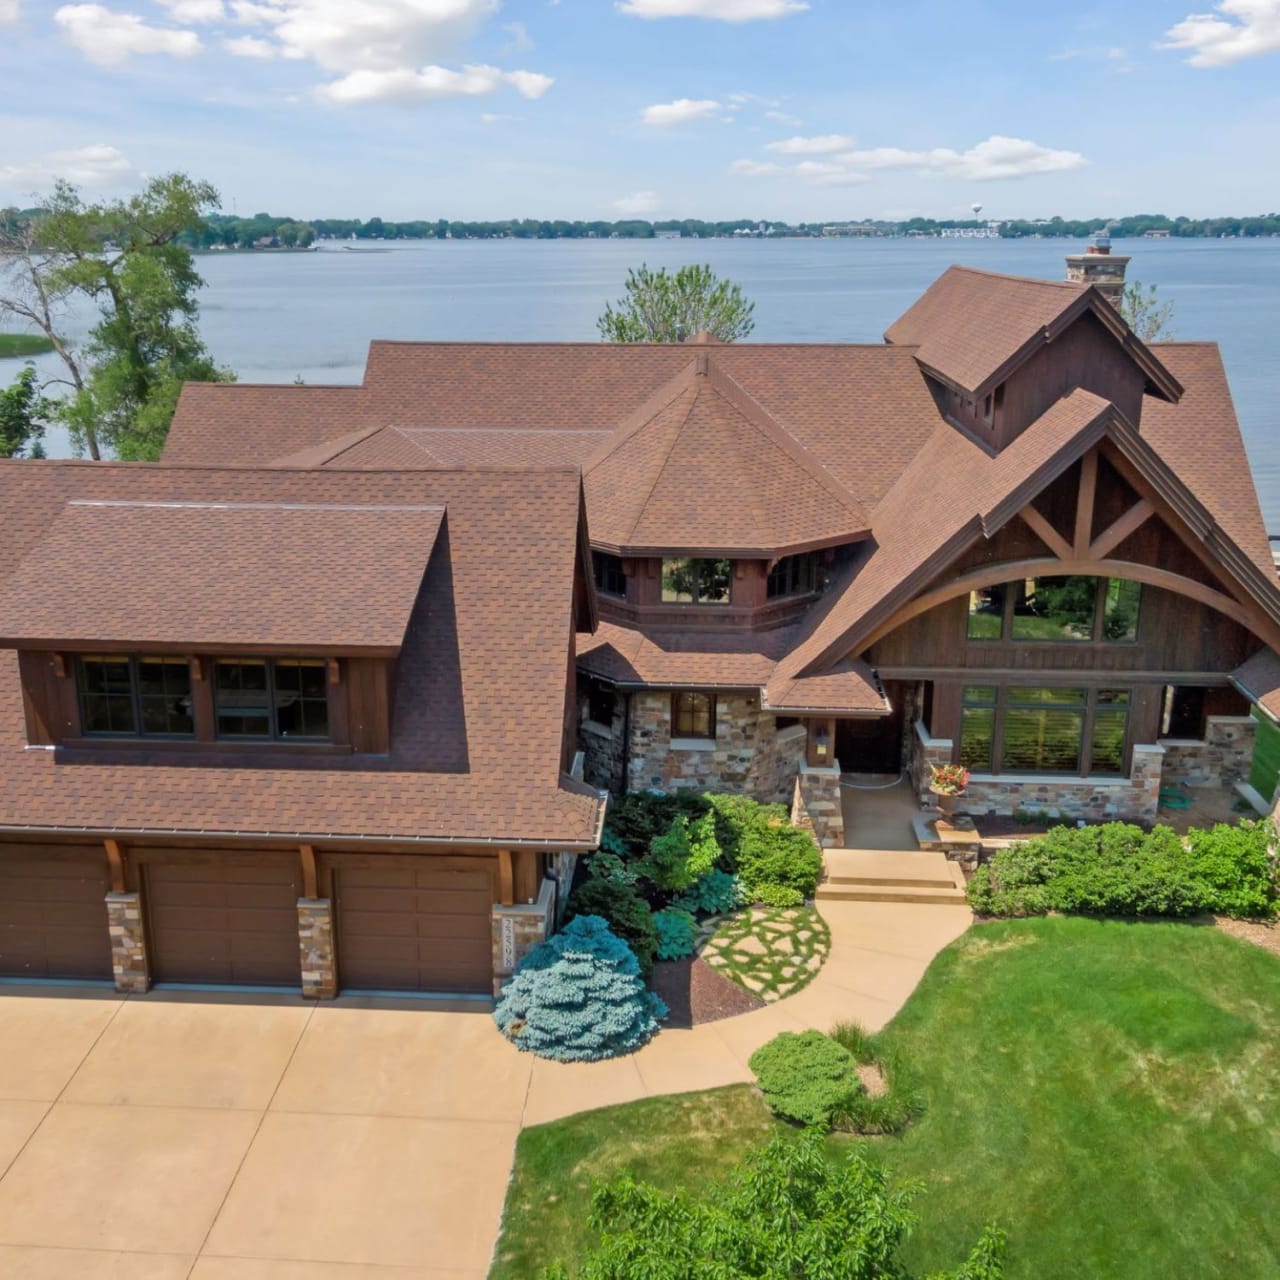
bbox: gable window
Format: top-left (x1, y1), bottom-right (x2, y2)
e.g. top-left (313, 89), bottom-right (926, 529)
top-left (662, 558), bottom-right (732, 606)
top-left (766, 552), bottom-right (823, 600)
top-left (214, 658), bottom-right (330, 741)
top-left (77, 656), bottom-right (194, 738)
top-left (592, 551), bottom-right (627, 598)
top-left (968, 577), bottom-right (1141, 644)
top-left (672, 691), bottom-right (715, 739)
top-left (959, 685), bottom-right (1129, 776)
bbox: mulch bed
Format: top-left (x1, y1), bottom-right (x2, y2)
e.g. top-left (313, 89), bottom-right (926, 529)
top-left (651, 956), bottom-right (766, 1028)
top-left (1215, 916), bottom-right (1280, 958)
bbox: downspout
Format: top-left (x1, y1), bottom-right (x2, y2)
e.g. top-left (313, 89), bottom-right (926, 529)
top-left (621, 690), bottom-right (633, 796)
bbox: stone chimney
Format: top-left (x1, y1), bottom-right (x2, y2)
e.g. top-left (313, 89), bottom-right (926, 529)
top-left (1065, 229), bottom-right (1129, 307)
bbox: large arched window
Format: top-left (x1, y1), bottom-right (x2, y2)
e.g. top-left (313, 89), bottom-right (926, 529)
top-left (967, 576), bottom-right (1141, 643)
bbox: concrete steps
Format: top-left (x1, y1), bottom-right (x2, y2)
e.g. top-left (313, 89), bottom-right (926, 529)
top-left (816, 848), bottom-right (969, 906)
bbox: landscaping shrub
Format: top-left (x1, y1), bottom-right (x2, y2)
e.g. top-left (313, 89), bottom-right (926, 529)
top-left (565, 878), bottom-right (659, 977)
top-left (830, 1021), bottom-right (925, 1135)
top-left (653, 908), bottom-right (698, 960)
top-left (753, 882), bottom-right (806, 908)
top-left (584, 850), bottom-right (638, 887)
top-left (640, 811), bottom-right (720, 893)
top-left (603, 791), bottom-right (713, 863)
top-left (494, 915), bottom-right (667, 1062)
top-left (968, 819), bottom-right (1278, 919)
top-left (674, 868), bottom-right (746, 916)
top-left (539, 1128), bottom-right (1006, 1279)
top-left (748, 1029), bottom-right (860, 1128)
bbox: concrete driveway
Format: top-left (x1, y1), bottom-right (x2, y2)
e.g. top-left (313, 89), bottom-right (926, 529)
top-left (0, 898), bottom-right (971, 1279)
top-left (0, 988), bottom-right (528, 1280)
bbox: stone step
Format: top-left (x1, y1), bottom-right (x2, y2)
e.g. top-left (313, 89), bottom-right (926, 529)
top-left (816, 883), bottom-right (969, 905)
top-left (825, 874), bottom-right (957, 890)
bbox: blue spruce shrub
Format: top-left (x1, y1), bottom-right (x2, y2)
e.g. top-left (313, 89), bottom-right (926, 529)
top-left (653, 908), bottom-right (698, 960)
top-left (493, 915), bottom-right (667, 1062)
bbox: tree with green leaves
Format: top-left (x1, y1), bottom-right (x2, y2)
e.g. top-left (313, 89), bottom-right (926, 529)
top-left (0, 174), bottom-right (233, 461)
top-left (598, 263), bottom-right (755, 343)
top-left (0, 365), bottom-right (48, 458)
top-left (1120, 279), bottom-right (1175, 341)
top-left (541, 1128), bottom-right (1005, 1279)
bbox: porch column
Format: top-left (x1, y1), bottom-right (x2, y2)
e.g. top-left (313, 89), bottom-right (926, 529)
top-left (491, 877), bottom-right (555, 996)
top-left (297, 898), bottom-right (337, 999)
top-left (106, 892), bottom-right (150, 993)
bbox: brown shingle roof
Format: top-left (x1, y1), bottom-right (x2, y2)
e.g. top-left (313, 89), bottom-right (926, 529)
top-left (765, 660), bottom-right (887, 715)
top-left (583, 359), bottom-right (869, 556)
top-left (0, 498), bottom-right (443, 652)
top-left (1232, 648), bottom-right (1280, 723)
top-left (0, 461), bottom-right (603, 847)
top-left (578, 620), bottom-right (794, 688)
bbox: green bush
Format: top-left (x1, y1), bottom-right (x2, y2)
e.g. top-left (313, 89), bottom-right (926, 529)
top-left (584, 850), bottom-right (638, 887)
top-left (639, 811), bottom-right (720, 893)
top-left (738, 815), bottom-right (822, 898)
top-left (829, 1021), bottom-right (925, 1135)
top-left (540, 1129), bottom-right (1005, 1279)
top-left (566, 879), bottom-right (659, 977)
top-left (968, 819), bottom-right (1277, 920)
top-left (653, 908), bottom-right (698, 960)
top-left (748, 1030), bottom-right (860, 1128)
top-left (674, 868), bottom-right (746, 916)
top-left (753, 882), bottom-right (806, 908)
top-left (494, 916), bottom-right (667, 1062)
top-left (603, 791), bottom-right (714, 863)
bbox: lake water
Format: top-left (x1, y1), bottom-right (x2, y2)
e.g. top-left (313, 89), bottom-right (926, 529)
top-left (10, 234), bottom-right (1280, 531)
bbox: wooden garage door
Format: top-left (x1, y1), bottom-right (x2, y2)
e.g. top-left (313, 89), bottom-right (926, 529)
top-left (337, 864), bottom-right (493, 994)
top-left (0, 847), bottom-right (112, 981)
top-left (145, 855), bottom-right (300, 987)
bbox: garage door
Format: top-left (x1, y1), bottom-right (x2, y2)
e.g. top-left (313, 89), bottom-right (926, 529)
top-left (0, 847), bottom-right (112, 981)
top-left (145, 855), bottom-right (300, 987)
top-left (337, 864), bottom-right (493, 994)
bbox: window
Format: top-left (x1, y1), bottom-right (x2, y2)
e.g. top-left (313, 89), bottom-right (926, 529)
top-left (76, 656), bottom-right (193, 738)
top-left (586, 679), bottom-right (616, 728)
top-left (214, 658), bottom-right (329, 741)
top-left (661, 558), bottom-right (732, 606)
top-left (766, 552), bottom-right (823, 600)
top-left (672, 691), bottom-right (715, 739)
top-left (592, 551), bottom-right (626, 598)
top-left (968, 577), bottom-right (1141, 644)
top-left (958, 685), bottom-right (1130, 776)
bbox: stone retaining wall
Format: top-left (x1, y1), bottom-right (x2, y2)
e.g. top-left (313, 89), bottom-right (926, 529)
top-left (1160, 716), bottom-right (1256, 789)
top-left (791, 764), bottom-right (844, 848)
top-left (491, 878), bottom-right (556, 995)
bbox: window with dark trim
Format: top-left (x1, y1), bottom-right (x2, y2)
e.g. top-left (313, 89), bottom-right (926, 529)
top-left (214, 658), bottom-right (330, 741)
top-left (967, 577), bottom-right (1141, 644)
top-left (586, 679), bottom-right (616, 728)
top-left (76, 656), bottom-right (194, 738)
top-left (661, 558), bottom-right (732, 606)
top-left (592, 551), bottom-right (627, 598)
top-left (766, 552), bottom-right (824, 600)
top-left (959, 684), bottom-right (1130, 776)
top-left (672, 691), bottom-right (715, 739)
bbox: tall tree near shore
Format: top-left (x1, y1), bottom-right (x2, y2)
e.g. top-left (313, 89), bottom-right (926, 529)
top-left (0, 365), bottom-right (48, 459)
top-left (1120, 279), bottom-right (1175, 341)
top-left (0, 174), bottom-right (232, 460)
top-left (598, 263), bottom-right (755, 343)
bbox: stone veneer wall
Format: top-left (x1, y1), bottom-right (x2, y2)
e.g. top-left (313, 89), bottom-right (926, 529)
top-left (624, 690), bottom-right (804, 804)
top-left (105, 891), bottom-right (149, 993)
top-left (1160, 716), bottom-right (1256, 789)
top-left (581, 698), bottom-right (627, 793)
top-left (791, 765), bottom-right (844, 848)
top-left (297, 898), bottom-right (336, 999)
top-left (909, 719), bottom-right (1164, 824)
top-left (491, 877), bottom-right (556, 995)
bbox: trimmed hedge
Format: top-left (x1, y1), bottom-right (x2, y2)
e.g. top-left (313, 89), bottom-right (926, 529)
top-left (748, 1030), bottom-right (860, 1128)
top-left (968, 819), bottom-right (1277, 919)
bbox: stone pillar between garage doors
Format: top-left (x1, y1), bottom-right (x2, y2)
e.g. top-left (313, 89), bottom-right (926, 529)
top-left (491, 877), bottom-right (556, 996)
top-left (298, 897), bottom-right (337, 998)
top-left (105, 891), bottom-right (150, 993)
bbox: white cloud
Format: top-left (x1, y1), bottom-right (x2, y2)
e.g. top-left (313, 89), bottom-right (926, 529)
top-left (480, 111), bottom-right (522, 123)
top-left (0, 1), bottom-right (20, 25)
top-left (500, 19), bottom-right (533, 51)
top-left (319, 62), bottom-right (551, 103)
top-left (794, 159), bottom-right (870, 186)
top-left (729, 157), bottom-right (782, 176)
top-left (54, 4), bottom-right (201, 65)
top-left (157, 0), bottom-right (224, 19)
top-left (223, 32), bottom-right (275, 55)
top-left (928, 135), bottom-right (1087, 180)
top-left (764, 109), bottom-right (802, 125)
top-left (618, 0), bottom-right (807, 19)
top-left (1161, 0), bottom-right (1280, 65)
top-left (0, 144), bottom-right (137, 191)
top-left (614, 190), bottom-right (661, 214)
top-left (727, 91), bottom-right (780, 106)
top-left (641, 97), bottom-right (721, 125)
top-left (765, 133), bottom-right (854, 154)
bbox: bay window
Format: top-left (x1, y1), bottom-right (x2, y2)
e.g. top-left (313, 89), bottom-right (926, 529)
top-left (661, 558), bottom-right (732, 606)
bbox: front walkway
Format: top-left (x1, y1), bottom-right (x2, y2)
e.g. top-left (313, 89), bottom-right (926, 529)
top-left (840, 773), bottom-right (921, 851)
top-left (0, 886), bottom-right (971, 1278)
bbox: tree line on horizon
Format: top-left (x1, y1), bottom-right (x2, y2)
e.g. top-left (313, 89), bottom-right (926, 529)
top-left (5, 207), bottom-right (1280, 250)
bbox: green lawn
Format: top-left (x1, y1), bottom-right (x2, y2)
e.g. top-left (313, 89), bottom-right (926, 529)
top-left (492, 917), bottom-right (1280, 1279)
top-left (0, 334), bottom-right (55, 358)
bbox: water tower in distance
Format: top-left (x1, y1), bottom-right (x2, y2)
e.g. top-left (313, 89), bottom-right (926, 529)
top-left (971, 203), bottom-right (983, 220)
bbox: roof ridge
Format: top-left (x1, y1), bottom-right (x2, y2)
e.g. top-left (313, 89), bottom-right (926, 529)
top-left (582, 358), bottom-right (700, 473)
top-left (944, 264), bottom-right (1086, 291)
top-left (615, 383), bottom-right (702, 546)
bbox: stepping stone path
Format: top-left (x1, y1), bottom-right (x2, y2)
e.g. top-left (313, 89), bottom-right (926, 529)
top-left (696, 905), bottom-right (832, 1003)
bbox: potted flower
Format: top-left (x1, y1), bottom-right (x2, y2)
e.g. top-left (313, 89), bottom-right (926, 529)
top-left (928, 762), bottom-right (970, 821)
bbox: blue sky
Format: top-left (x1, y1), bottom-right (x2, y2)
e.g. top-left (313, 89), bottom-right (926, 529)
top-left (1, 0), bottom-right (1278, 220)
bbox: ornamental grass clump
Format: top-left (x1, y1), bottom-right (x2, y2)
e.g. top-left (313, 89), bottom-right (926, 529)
top-left (748, 1029), bottom-right (860, 1128)
top-left (494, 915), bottom-right (667, 1062)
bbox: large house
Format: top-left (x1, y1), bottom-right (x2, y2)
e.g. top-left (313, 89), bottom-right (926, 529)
top-left (2, 248), bottom-right (1278, 999)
